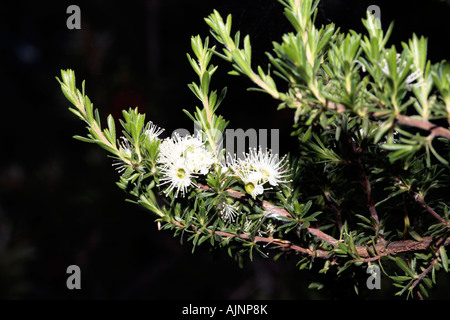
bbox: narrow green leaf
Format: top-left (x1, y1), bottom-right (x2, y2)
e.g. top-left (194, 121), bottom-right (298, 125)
top-left (201, 71), bottom-right (211, 97)
top-left (73, 135), bottom-right (94, 143)
top-left (407, 226), bottom-right (423, 242)
top-left (389, 275), bottom-right (412, 282)
top-left (419, 283), bottom-right (429, 298)
top-left (395, 257), bottom-right (416, 277)
top-left (107, 114), bottom-right (116, 146)
top-left (395, 279), bottom-right (414, 297)
top-left (440, 246), bottom-right (449, 272)
top-left (337, 241), bottom-right (348, 254)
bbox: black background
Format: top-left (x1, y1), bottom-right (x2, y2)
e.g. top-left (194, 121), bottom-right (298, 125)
top-left (1, 0), bottom-right (450, 299)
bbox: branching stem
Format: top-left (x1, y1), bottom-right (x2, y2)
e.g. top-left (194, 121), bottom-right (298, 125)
top-left (195, 183), bottom-right (450, 260)
top-left (414, 193), bottom-right (449, 226)
top-left (350, 139), bottom-right (381, 232)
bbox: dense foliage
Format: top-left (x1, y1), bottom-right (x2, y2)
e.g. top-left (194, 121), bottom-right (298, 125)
top-left (58, 0), bottom-right (450, 298)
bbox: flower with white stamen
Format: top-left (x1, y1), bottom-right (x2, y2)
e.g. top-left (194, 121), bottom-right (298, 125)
top-left (238, 168), bottom-right (266, 199)
top-left (119, 136), bottom-right (132, 156)
top-left (246, 148), bottom-right (291, 187)
top-left (157, 132), bottom-right (215, 197)
top-left (405, 69), bottom-right (425, 91)
top-left (380, 53), bottom-right (425, 91)
top-left (224, 148), bottom-right (291, 199)
top-left (145, 122), bottom-right (165, 141)
top-left (218, 200), bottom-right (239, 223)
top-left (158, 159), bottom-right (196, 198)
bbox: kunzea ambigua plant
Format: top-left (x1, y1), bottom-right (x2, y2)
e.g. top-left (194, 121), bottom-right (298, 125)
top-left (57, 0), bottom-right (450, 299)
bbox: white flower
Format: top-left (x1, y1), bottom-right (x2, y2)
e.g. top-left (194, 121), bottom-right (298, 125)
top-left (184, 145), bottom-right (215, 174)
top-left (224, 148), bottom-right (291, 198)
top-left (223, 153), bottom-right (242, 174)
top-left (246, 148), bottom-right (290, 187)
top-left (145, 122), bottom-right (165, 141)
top-left (112, 137), bottom-right (133, 174)
top-left (218, 200), bottom-right (239, 223)
top-left (158, 159), bottom-right (196, 197)
top-left (405, 69), bottom-right (425, 91)
top-left (157, 132), bottom-right (215, 197)
top-left (243, 219), bottom-right (253, 233)
top-left (159, 133), bottom-right (214, 171)
top-left (119, 136), bottom-right (132, 156)
top-left (262, 222), bottom-right (276, 236)
top-left (238, 168), bottom-right (266, 199)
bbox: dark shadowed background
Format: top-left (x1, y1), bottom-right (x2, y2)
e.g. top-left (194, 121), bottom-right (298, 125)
top-left (1, 0), bottom-right (450, 299)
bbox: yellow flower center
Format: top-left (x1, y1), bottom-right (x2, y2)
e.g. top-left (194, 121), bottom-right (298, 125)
top-left (261, 168), bottom-right (270, 181)
top-left (177, 168), bottom-right (186, 179)
top-left (245, 182), bottom-right (255, 194)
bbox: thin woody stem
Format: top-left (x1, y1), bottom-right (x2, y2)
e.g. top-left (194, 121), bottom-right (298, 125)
top-left (350, 139), bottom-right (381, 231)
top-left (410, 237), bottom-right (448, 297)
top-left (327, 101), bottom-right (450, 140)
top-left (396, 178), bottom-right (449, 226)
top-left (394, 114), bottom-right (450, 140)
top-left (197, 183), bottom-right (340, 248)
top-left (195, 183), bottom-right (450, 260)
top-left (414, 193), bottom-right (449, 226)
top-left (170, 217), bottom-right (330, 258)
top-left (71, 88), bottom-right (133, 167)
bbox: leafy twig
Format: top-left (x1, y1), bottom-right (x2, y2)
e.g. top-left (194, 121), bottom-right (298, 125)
top-left (196, 183), bottom-right (450, 259)
top-left (350, 139), bottom-right (381, 232)
top-left (414, 193), bottom-right (449, 226)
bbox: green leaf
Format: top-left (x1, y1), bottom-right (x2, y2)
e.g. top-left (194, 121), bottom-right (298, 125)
top-left (337, 260), bottom-right (353, 275)
top-left (395, 257), bottom-right (416, 277)
top-left (73, 135), bottom-right (94, 143)
top-left (440, 246), bottom-right (449, 272)
top-left (419, 283), bottom-right (429, 298)
top-left (201, 71), bottom-right (211, 97)
top-left (373, 118), bottom-right (394, 144)
top-left (375, 188), bottom-right (408, 207)
top-left (389, 275), bottom-right (412, 282)
top-left (395, 279), bottom-right (414, 297)
top-left (308, 282), bottom-right (324, 291)
top-left (107, 114), bottom-right (116, 145)
top-left (407, 226), bottom-right (423, 242)
top-left (337, 241), bottom-right (348, 254)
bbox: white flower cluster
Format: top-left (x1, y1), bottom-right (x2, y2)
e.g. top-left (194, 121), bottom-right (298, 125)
top-left (157, 132), bottom-right (216, 197)
top-left (116, 122), bottom-right (291, 226)
top-left (226, 147), bottom-right (291, 199)
top-left (153, 129), bottom-right (291, 224)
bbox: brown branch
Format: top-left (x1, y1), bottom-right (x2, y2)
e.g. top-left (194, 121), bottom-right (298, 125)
top-left (395, 178), bottom-right (449, 227)
top-left (395, 114), bottom-right (450, 140)
top-left (170, 209), bottom-right (450, 261)
top-left (414, 193), bottom-right (449, 226)
top-left (358, 236), bottom-right (450, 259)
top-left (215, 230), bottom-right (330, 259)
top-left (195, 183), bottom-right (450, 260)
top-left (197, 183), bottom-right (340, 247)
top-left (410, 237), bottom-right (448, 297)
top-left (170, 218), bottom-right (330, 259)
top-left (326, 101), bottom-right (450, 140)
top-left (305, 227), bottom-right (339, 247)
top-left (350, 139), bottom-right (381, 231)
top-left (411, 257), bottom-right (437, 298)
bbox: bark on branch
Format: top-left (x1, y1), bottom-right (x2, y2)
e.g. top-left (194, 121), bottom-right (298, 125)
top-left (195, 183), bottom-right (450, 260)
top-left (327, 101), bottom-right (450, 140)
